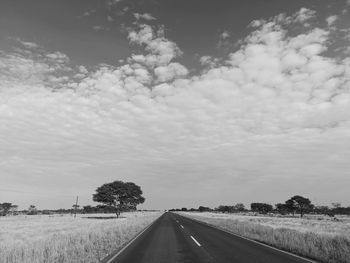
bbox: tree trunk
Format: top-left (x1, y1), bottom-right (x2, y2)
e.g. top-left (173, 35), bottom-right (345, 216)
top-left (114, 205), bottom-right (120, 218)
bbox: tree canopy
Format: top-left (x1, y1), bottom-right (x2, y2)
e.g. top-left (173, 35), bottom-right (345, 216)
top-left (0, 203), bottom-right (13, 216)
top-left (250, 203), bottom-right (273, 214)
top-left (93, 180), bottom-right (145, 217)
top-left (285, 195), bottom-right (313, 218)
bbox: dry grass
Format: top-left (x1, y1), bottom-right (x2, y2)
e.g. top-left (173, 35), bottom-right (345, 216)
top-left (0, 211), bottom-right (162, 263)
top-left (180, 212), bottom-right (350, 263)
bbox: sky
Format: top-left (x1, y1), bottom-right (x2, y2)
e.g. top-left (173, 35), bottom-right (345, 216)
top-left (0, 0), bottom-right (350, 210)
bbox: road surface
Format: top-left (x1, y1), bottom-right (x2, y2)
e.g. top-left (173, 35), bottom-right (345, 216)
top-left (105, 212), bottom-right (314, 263)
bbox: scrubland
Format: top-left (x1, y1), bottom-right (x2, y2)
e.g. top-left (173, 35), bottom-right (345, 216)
top-left (0, 211), bottom-right (161, 263)
top-left (180, 212), bottom-right (350, 263)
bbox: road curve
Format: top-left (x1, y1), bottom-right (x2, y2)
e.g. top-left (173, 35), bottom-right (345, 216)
top-left (106, 212), bottom-right (315, 263)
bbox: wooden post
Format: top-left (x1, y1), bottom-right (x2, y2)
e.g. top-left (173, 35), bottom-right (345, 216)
top-left (74, 196), bottom-right (78, 218)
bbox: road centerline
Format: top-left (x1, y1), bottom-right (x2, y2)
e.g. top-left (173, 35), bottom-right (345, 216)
top-left (180, 225), bottom-right (184, 229)
top-left (190, 236), bottom-right (202, 247)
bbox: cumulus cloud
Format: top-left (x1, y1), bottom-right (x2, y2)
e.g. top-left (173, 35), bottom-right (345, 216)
top-left (326, 15), bottom-right (338, 26)
top-left (128, 24), bottom-right (183, 69)
top-left (154, 62), bottom-right (188, 82)
top-left (1, 8), bottom-right (350, 208)
top-left (16, 39), bottom-right (39, 49)
top-left (134, 13), bottom-right (156, 21)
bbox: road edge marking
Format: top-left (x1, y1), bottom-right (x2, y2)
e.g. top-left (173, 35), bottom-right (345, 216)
top-left (176, 213), bottom-right (317, 263)
top-left (190, 235), bottom-right (202, 246)
top-left (104, 213), bottom-right (164, 263)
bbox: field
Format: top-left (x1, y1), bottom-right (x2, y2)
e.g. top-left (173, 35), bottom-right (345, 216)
top-left (0, 211), bottom-right (162, 263)
top-left (180, 212), bottom-right (350, 263)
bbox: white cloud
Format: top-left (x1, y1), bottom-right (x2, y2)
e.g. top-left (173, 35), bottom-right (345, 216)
top-left (326, 15), bottom-right (338, 26)
top-left (221, 31), bottom-right (230, 40)
top-left (154, 62), bottom-right (188, 82)
top-left (16, 39), bottom-right (39, 49)
top-left (134, 13), bottom-right (156, 21)
top-left (293, 8), bottom-right (316, 23)
top-left (128, 24), bottom-right (183, 68)
top-left (46, 52), bottom-right (70, 63)
top-left (1, 8), bottom-right (350, 209)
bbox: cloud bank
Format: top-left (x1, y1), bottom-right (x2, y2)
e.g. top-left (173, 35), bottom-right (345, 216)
top-left (1, 8), bottom-right (350, 208)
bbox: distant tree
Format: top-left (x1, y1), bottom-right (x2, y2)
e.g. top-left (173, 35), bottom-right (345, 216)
top-left (314, 206), bottom-right (333, 217)
top-left (331, 202), bottom-right (341, 209)
top-left (83, 205), bottom-right (94, 214)
top-left (275, 203), bottom-right (288, 215)
top-left (0, 203), bottom-right (13, 216)
top-left (198, 206), bottom-right (211, 212)
top-left (216, 205), bottom-right (230, 213)
top-left (42, 210), bottom-right (52, 215)
top-left (250, 203), bottom-right (273, 214)
top-left (234, 203), bottom-right (246, 212)
top-left (93, 181), bottom-right (145, 217)
top-left (285, 195), bottom-right (313, 218)
top-left (9, 205), bottom-right (18, 216)
top-left (181, 207), bottom-right (188, 211)
top-left (28, 205), bottom-right (38, 215)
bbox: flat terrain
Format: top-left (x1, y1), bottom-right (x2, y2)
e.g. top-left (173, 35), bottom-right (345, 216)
top-left (110, 212), bottom-right (312, 263)
top-left (180, 212), bottom-right (350, 263)
top-left (180, 212), bottom-right (350, 235)
top-left (0, 212), bottom-right (161, 263)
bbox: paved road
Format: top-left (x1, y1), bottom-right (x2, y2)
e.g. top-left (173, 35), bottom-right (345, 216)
top-left (107, 212), bottom-right (314, 263)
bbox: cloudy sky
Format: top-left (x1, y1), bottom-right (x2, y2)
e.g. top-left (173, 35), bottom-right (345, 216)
top-left (1, 0), bottom-right (350, 210)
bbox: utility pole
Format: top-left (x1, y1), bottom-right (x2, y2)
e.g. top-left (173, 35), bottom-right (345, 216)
top-left (74, 196), bottom-right (79, 218)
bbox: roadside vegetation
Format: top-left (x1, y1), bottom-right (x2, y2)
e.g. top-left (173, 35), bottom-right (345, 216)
top-left (0, 180), bottom-right (158, 263)
top-left (174, 195), bottom-right (350, 263)
top-left (0, 212), bottom-right (161, 263)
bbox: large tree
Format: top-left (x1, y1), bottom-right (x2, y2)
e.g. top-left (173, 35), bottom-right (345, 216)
top-left (285, 195), bottom-right (313, 218)
top-left (93, 181), bottom-right (145, 217)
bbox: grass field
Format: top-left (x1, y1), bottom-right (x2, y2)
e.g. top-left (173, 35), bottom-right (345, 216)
top-left (180, 212), bottom-right (350, 263)
top-left (0, 211), bottom-right (162, 263)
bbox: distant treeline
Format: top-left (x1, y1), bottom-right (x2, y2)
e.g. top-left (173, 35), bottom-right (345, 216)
top-left (0, 203), bottom-right (146, 216)
top-left (169, 195), bottom-right (350, 218)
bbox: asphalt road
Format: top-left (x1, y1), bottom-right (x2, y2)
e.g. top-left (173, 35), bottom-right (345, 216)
top-left (106, 212), bottom-right (314, 263)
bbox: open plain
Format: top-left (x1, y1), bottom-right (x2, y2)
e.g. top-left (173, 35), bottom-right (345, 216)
top-left (0, 212), bottom-right (161, 263)
top-left (180, 212), bottom-right (350, 263)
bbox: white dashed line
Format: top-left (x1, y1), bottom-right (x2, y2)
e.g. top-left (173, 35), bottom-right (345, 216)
top-left (180, 225), bottom-right (184, 229)
top-left (190, 236), bottom-right (201, 247)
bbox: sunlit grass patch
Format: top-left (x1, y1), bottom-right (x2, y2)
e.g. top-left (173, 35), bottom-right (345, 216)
top-left (0, 212), bottom-right (161, 263)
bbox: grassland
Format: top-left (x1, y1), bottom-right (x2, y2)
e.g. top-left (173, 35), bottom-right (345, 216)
top-left (0, 211), bottom-right (162, 263)
top-left (180, 212), bottom-right (350, 263)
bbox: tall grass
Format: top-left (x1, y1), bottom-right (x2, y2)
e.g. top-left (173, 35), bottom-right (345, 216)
top-left (0, 212), bottom-right (161, 263)
top-left (181, 212), bottom-right (350, 263)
